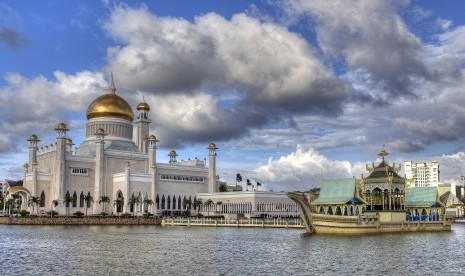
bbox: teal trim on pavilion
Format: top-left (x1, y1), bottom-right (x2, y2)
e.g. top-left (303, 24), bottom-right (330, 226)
top-left (312, 179), bottom-right (365, 205)
top-left (405, 187), bottom-right (443, 208)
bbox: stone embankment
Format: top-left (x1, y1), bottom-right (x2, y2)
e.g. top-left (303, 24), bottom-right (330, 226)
top-left (0, 216), bottom-right (161, 225)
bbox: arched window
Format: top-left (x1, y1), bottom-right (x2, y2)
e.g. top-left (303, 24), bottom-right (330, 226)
top-left (65, 191), bottom-right (71, 207)
top-left (173, 196), bottom-right (176, 210)
top-left (80, 192), bottom-right (84, 207)
top-left (178, 195), bottom-right (182, 209)
top-left (167, 195), bottom-right (171, 209)
top-left (156, 194), bottom-right (160, 209)
top-left (161, 195), bottom-right (165, 209)
top-left (40, 191), bottom-right (45, 207)
top-left (116, 191), bottom-right (124, 213)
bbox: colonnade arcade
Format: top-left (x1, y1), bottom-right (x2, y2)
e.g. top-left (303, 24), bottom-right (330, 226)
top-left (406, 207), bottom-right (442, 221)
top-left (315, 204), bottom-right (365, 216)
top-left (363, 186), bottom-right (405, 211)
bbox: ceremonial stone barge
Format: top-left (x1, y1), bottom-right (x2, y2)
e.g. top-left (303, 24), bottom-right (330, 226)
top-left (288, 148), bottom-right (452, 234)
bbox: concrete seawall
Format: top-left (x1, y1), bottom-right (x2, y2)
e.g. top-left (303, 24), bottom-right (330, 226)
top-left (0, 216), bottom-right (161, 225)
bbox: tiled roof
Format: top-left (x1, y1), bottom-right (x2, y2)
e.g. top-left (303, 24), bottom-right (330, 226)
top-left (312, 178), bottom-right (365, 205)
top-left (406, 187), bottom-right (442, 207)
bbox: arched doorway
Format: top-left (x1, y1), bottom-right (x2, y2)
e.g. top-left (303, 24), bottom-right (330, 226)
top-left (115, 191), bottom-right (124, 213)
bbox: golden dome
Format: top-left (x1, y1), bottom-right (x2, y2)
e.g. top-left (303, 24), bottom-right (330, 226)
top-left (147, 134), bottom-right (158, 141)
top-left (55, 122), bottom-right (68, 130)
top-left (86, 93), bottom-right (134, 121)
top-left (28, 134), bottom-right (39, 141)
top-left (65, 138), bottom-right (73, 145)
top-left (137, 102), bottom-right (150, 111)
top-left (87, 74), bottom-right (134, 121)
top-left (208, 143), bottom-right (217, 149)
top-left (169, 150), bottom-right (177, 156)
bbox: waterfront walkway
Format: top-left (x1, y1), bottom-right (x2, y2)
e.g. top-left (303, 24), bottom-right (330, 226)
top-left (161, 217), bottom-right (304, 229)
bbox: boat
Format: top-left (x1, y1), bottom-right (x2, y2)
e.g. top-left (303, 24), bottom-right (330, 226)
top-left (287, 148), bottom-right (452, 234)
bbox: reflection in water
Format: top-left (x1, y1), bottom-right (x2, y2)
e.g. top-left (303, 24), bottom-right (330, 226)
top-left (1, 224), bottom-right (464, 275)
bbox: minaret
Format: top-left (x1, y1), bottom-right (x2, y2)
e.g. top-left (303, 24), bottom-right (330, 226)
top-left (27, 134), bottom-right (40, 173)
top-left (207, 143), bottom-right (218, 193)
top-left (53, 123), bottom-right (68, 202)
top-left (93, 128), bottom-right (106, 214)
top-left (169, 150), bottom-right (178, 164)
top-left (134, 98), bottom-right (151, 153)
top-left (147, 135), bottom-right (159, 214)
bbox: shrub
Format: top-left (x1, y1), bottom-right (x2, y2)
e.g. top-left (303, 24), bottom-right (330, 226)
top-left (143, 212), bottom-right (154, 218)
top-left (99, 212), bottom-right (108, 217)
top-left (121, 213), bottom-right (132, 218)
top-left (47, 210), bottom-right (59, 217)
top-left (19, 210), bottom-right (30, 217)
top-left (73, 211), bottom-right (84, 217)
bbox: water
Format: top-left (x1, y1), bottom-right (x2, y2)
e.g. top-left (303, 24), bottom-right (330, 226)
top-left (1, 224), bottom-right (465, 275)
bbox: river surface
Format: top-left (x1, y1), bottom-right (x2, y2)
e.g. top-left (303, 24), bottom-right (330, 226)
top-left (1, 223), bottom-right (465, 275)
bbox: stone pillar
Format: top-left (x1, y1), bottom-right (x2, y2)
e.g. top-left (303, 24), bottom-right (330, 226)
top-left (54, 123), bottom-right (68, 202)
top-left (207, 143), bottom-right (218, 193)
top-left (147, 135), bottom-right (159, 214)
top-left (93, 128), bottom-right (106, 215)
top-left (123, 161), bottom-right (131, 214)
top-left (32, 162), bottom-right (38, 197)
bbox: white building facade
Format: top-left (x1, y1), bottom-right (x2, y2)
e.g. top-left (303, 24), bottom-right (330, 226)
top-left (404, 161), bottom-right (440, 188)
top-left (18, 77), bottom-right (218, 216)
top-left (197, 191), bottom-right (300, 219)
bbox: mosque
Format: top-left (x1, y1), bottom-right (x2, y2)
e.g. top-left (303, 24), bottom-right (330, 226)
top-left (18, 76), bottom-right (218, 216)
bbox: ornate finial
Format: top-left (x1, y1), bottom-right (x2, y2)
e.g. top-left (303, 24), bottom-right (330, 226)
top-left (377, 144), bottom-right (389, 162)
top-left (107, 72), bottom-right (116, 94)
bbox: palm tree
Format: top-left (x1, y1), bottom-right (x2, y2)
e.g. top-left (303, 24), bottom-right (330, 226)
top-left (246, 179), bottom-right (252, 191)
top-left (128, 195), bottom-right (140, 216)
top-left (143, 198), bottom-right (154, 213)
top-left (63, 194), bottom-right (72, 216)
top-left (236, 173), bottom-right (242, 190)
top-left (28, 196), bottom-right (41, 215)
top-left (83, 194), bottom-right (94, 216)
top-left (183, 198), bottom-right (192, 216)
top-left (114, 198), bottom-right (123, 214)
top-left (204, 199), bottom-right (214, 216)
top-left (99, 196), bottom-right (110, 214)
top-left (257, 182), bottom-right (262, 191)
top-left (193, 198), bottom-right (203, 215)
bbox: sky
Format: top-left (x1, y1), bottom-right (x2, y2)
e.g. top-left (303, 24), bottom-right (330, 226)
top-left (2, 0), bottom-right (465, 191)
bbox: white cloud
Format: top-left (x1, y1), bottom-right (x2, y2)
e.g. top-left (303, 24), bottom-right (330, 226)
top-left (104, 4), bottom-right (347, 114)
top-left (0, 71), bottom-right (106, 153)
top-left (253, 145), bottom-right (355, 191)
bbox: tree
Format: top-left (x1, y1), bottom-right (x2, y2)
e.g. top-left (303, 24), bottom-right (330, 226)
top-left (193, 198), bottom-right (203, 215)
top-left (114, 198), bottom-right (123, 214)
top-left (63, 194), bottom-right (73, 216)
top-left (128, 195), bottom-right (140, 216)
top-left (28, 196), bottom-right (41, 215)
top-left (204, 199), bottom-right (214, 216)
top-left (143, 198), bottom-right (154, 213)
top-left (219, 183), bottom-right (228, 192)
top-left (236, 173), bottom-right (242, 189)
top-left (246, 179), bottom-right (252, 191)
top-left (83, 194), bottom-right (94, 216)
top-left (50, 200), bottom-right (59, 217)
top-left (257, 182), bottom-right (262, 191)
top-left (99, 196), bottom-right (110, 214)
top-left (183, 198), bottom-right (192, 216)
